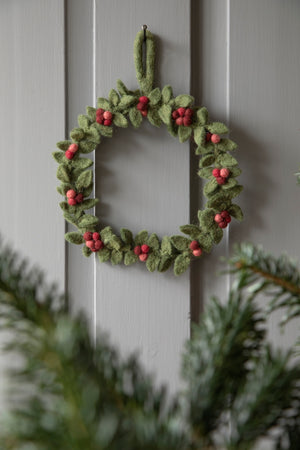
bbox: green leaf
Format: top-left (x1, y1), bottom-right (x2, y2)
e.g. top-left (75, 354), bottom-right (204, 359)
top-left (65, 232), bottom-right (84, 245)
top-left (193, 127), bottom-right (206, 146)
top-left (198, 233), bottom-right (213, 253)
top-left (157, 256), bottom-right (173, 273)
top-left (210, 226), bottom-right (223, 244)
top-left (85, 126), bottom-right (101, 144)
top-left (134, 230), bottom-right (148, 246)
top-left (70, 127), bottom-right (85, 141)
top-left (178, 126), bottom-right (192, 143)
top-left (79, 198), bottom-right (98, 210)
top-left (196, 142), bottom-right (215, 155)
top-left (148, 233), bottom-right (160, 251)
top-left (124, 250), bottom-right (138, 266)
top-left (174, 253), bottom-right (191, 276)
top-left (57, 165), bottom-right (70, 183)
top-left (98, 248), bottom-right (111, 263)
top-left (113, 112), bottom-right (128, 128)
top-left (216, 154), bottom-right (238, 167)
top-left (118, 95), bottom-right (136, 109)
top-left (116, 79), bottom-right (129, 95)
top-left (161, 85), bottom-right (173, 103)
top-left (222, 178), bottom-right (238, 190)
top-left (97, 97), bottom-right (110, 110)
top-left (197, 107), bottom-right (208, 125)
top-left (94, 123), bottom-right (113, 138)
top-left (174, 94), bottom-right (194, 108)
top-left (82, 245), bottom-right (92, 257)
top-left (158, 104), bottom-right (172, 125)
top-left (146, 254), bottom-right (159, 272)
top-left (100, 226), bottom-right (114, 243)
top-left (110, 249), bottom-right (123, 265)
top-left (109, 89), bottom-right (120, 106)
top-left (78, 214), bottom-right (99, 228)
top-left (230, 167), bottom-right (242, 177)
top-left (179, 224), bottom-right (201, 239)
top-left (218, 138), bottom-right (238, 151)
top-left (228, 204), bottom-right (244, 221)
top-left (71, 158), bottom-right (93, 170)
top-left (63, 212), bottom-right (78, 227)
top-left (149, 88), bottom-right (161, 105)
top-left (161, 236), bottom-right (172, 256)
top-left (198, 167), bottom-right (214, 179)
top-left (225, 185), bottom-right (243, 199)
top-left (129, 108), bottom-right (143, 128)
top-left (120, 228), bottom-right (133, 245)
top-left (79, 140), bottom-right (96, 154)
top-left (198, 208), bottom-right (215, 230)
top-left (78, 115), bottom-right (90, 129)
top-left (86, 106), bottom-right (96, 121)
top-left (57, 140), bottom-right (71, 151)
top-left (171, 236), bottom-right (190, 251)
top-left (52, 151), bottom-right (65, 164)
top-left (199, 155), bottom-right (216, 168)
top-left (207, 122), bottom-right (229, 135)
top-left (76, 170), bottom-right (93, 190)
top-left (109, 237), bottom-right (122, 251)
top-left (147, 109), bottom-right (162, 127)
top-left (204, 179), bottom-right (219, 197)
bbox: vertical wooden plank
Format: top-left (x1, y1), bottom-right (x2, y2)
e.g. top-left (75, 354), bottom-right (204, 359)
top-left (94, 0), bottom-right (191, 390)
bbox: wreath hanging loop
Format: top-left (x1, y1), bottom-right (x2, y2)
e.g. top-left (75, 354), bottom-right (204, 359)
top-left (53, 29), bottom-right (244, 276)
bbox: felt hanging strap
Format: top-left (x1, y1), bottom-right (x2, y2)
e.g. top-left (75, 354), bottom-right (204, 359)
top-left (134, 27), bottom-right (155, 95)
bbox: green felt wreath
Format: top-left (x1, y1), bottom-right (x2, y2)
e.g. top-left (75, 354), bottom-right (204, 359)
top-left (53, 28), bottom-right (243, 276)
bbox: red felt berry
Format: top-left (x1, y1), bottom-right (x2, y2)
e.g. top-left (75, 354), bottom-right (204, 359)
top-left (185, 108), bottom-right (193, 117)
top-left (93, 232), bottom-right (100, 241)
top-left (83, 232), bottom-right (93, 241)
top-left (94, 239), bottom-right (104, 250)
top-left (141, 110), bottom-right (148, 117)
top-left (214, 213), bottom-right (223, 224)
top-left (96, 116), bottom-right (103, 125)
top-left (177, 107), bottom-right (186, 117)
top-left (219, 221), bottom-right (227, 229)
top-left (104, 119), bottom-right (112, 126)
top-left (103, 111), bottom-right (113, 120)
top-left (225, 216), bottom-right (231, 224)
top-left (137, 102), bottom-right (146, 111)
top-left (139, 253), bottom-right (148, 262)
top-left (220, 168), bottom-right (230, 178)
top-left (96, 108), bottom-right (104, 116)
top-left (86, 240), bottom-right (95, 250)
top-left (176, 117), bottom-right (184, 126)
top-left (189, 240), bottom-right (199, 251)
top-left (139, 96), bottom-right (149, 104)
top-left (216, 177), bottom-right (226, 185)
top-left (183, 116), bottom-right (192, 127)
top-left (211, 134), bottom-right (221, 144)
top-left (66, 189), bottom-right (76, 199)
top-left (172, 110), bottom-right (179, 119)
top-left (68, 143), bottom-right (79, 153)
top-left (141, 244), bottom-right (150, 254)
top-left (65, 150), bottom-right (74, 160)
top-left (221, 211), bottom-right (230, 219)
top-left (68, 198), bottom-right (77, 206)
top-left (75, 193), bottom-right (83, 203)
top-left (134, 245), bottom-right (141, 255)
top-left (206, 132), bottom-right (212, 142)
top-left (212, 168), bottom-right (221, 178)
top-left (193, 248), bottom-right (202, 257)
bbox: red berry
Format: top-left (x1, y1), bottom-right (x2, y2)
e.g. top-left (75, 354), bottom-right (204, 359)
top-left (189, 240), bottom-right (199, 251)
top-left (206, 132), bottom-right (212, 142)
top-left (96, 108), bottom-right (104, 116)
top-left (139, 253), bottom-right (148, 262)
top-left (65, 150), bottom-right (74, 160)
top-left (220, 168), bottom-right (230, 178)
top-left (134, 246), bottom-right (141, 255)
top-left (83, 232), bottom-right (93, 241)
top-left (172, 110), bottom-right (179, 119)
top-left (75, 193), bottom-right (83, 203)
top-left (66, 189), bottom-right (76, 199)
top-left (219, 221), bottom-right (227, 229)
top-left (104, 119), bottom-right (112, 126)
top-left (94, 239), bottom-right (104, 250)
top-left (137, 102), bottom-right (145, 111)
top-left (141, 110), bottom-right (148, 117)
top-left (225, 216), bottom-right (231, 224)
top-left (214, 214), bottom-right (223, 224)
top-left (103, 111), bottom-right (112, 120)
top-left (68, 198), bottom-right (77, 206)
top-left (141, 244), bottom-right (150, 254)
top-left (177, 107), bottom-right (186, 117)
top-left (211, 134), bottom-right (220, 144)
top-left (176, 117), bottom-right (184, 126)
top-left (93, 232), bottom-right (100, 241)
top-left (139, 96), bottom-right (149, 104)
top-left (185, 108), bottom-right (193, 117)
top-left (212, 168), bottom-right (221, 178)
top-left (216, 177), bottom-right (226, 185)
top-left (68, 143), bottom-right (78, 153)
top-left (86, 240), bottom-right (95, 250)
top-left (193, 248), bottom-right (202, 257)
top-left (221, 211), bottom-right (229, 219)
top-left (96, 116), bottom-right (104, 125)
top-left (183, 117), bottom-right (192, 127)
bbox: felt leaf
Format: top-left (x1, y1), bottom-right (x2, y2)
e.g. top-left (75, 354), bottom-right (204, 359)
top-left (217, 153), bottom-right (238, 167)
top-left (148, 233), bottom-right (160, 251)
top-left (58, 183), bottom-right (72, 195)
top-left (57, 165), bottom-right (70, 183)
top-left (82, 184), bottom-right (93, 198)
top-left (193, 127), bottom-right (206, 146)
top-left (206, 194), bottom-right (232, 211)
top-left (199, 154), bottom-right (216, 168)
top-left (63, 212), bottom-right (78, 227)
top-left (52, 151), bottom-right (65, 164)
top-left (218, 138), bottom-right (238, 152)
top-left (109, 89), bottom-right (120, 106)
top-left (94, 123), bottom-right (113, 138)
top-left (171, 236), bottom-right (190, 251)
top-left (174, 253), bottom-right (191, 276)
top-left (124, 251), bottom-right (138, 266)
top-left (222, 178), bottom-right (238, 190)
top-left (71, 157), bottom-right (93, 170)
top-left (134, 230), bottom-right (148, 246)
top-left (98, 248), bottom-right (111, 263)
top-left (207, 122), bottom-right (229, 135)
top-left (210, 226), bottom-right (223, 244)
top-left (167, 123), bottom-right (177, 137)
top-left (113, 112), bottom-right (128, 128)
top-left (196, 143), bottom-right (215, 155)
top-left (78, 214), bottom-right (99, 228)
top-left (97, 97), bottom-right (110, 110)
top-left (85, 126), bottom-right (101, 144)
top-left (109, 237), bottom-right (122, 251)
top-left (204, 179), bottom-right (219, 197)
top-left (198, 233), bottom-right (213, 253)
top-left (179, 224), bottom-right (202, 239)
top-left (118, 95), bottom-right (136, 109)
top-left (79, 140), bottom-right (96, 154)
top-left (56, 186), bottom-right (64, 195)
top-left (157, 256), bottom-right (173, 273)
top-left (78, 115), bottom-right (90, 129)
top-left (226, 185), bottom-right (243, 199)
top-left (76, 170), bottom-right (93, 190)
top-left (70, 127), bottom-right (85, 141)
top-left (198, 208), bottom-right (215, 230)
top-left (100, 226), bottom-right (114, 242)
top-left (110, 249), bottom-right (123, 265)
top-left (158, 104), bottom-right (172, 125)
top-left (146, 254), bottom-right (159, 272)
top-left (178, 126), bottom-right (192, 143)
top-left (230, 167), bottom-right (242, 177)
top-left (120, 228), bottom-right (133, 245)
top-left (197, 107), bottom-right (208, 125)
top-left (82, 245), bottom-right (92, 257)
top-left (149, 87), bottom-right (161, 105)
top-left (116, 79), bottom-right (129, 95)
top-left (174, 94), bottom-right (194, 108)
top-left (228, 204), bottom-right (244, 221)
top-left (65, 232), bottom-right (84, 245)
top-left (147, 109), bottom-right (162, 127)
top-left (161, 236), bottom-right (172, 256)
top-left (162, 85), bottom-right (173, 103)
top-left (198, 167), bottom-right (214, 179)
top-left (59, 201), bottom-right (69, 212)
top-left (57, 140), bottom-right (71, 151)
top-left (79, 198), bottom-right (98, 210)
top-left (129, 108), bottom-right (143, 128)
top-left (86, 106), bottom-right (96, 122)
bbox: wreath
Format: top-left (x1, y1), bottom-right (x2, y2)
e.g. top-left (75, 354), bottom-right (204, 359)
top-left (53, 27), bottom-right (243, 276)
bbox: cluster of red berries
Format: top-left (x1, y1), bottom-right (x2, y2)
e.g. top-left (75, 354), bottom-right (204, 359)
top-left (172, 107), bottom-right (193, 127)
top-left (83, 232), bottom-right (104, 252)
top-left (214, 211), bottom-right (231, 228)
top-left (136, 96), bottom-right (149, 117)
top-left (96, 108), bottom-right (113, 126)
top-left (134, 244), bottom-right (150, 262)
top-left (206, 132), bottom-right (221, 144)
top-left (212, 167), bottom-right (230, 185)
top-left (66, 189), bottom-right (83, 206)
top-left (189, 240), bottom-right (202, 257)
top-left (65, 143), bottom-right (79, 160)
